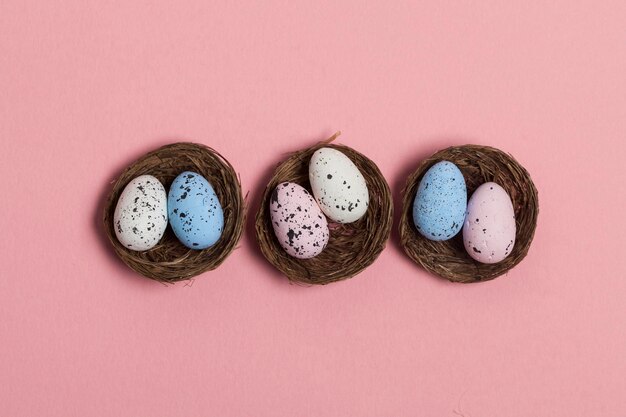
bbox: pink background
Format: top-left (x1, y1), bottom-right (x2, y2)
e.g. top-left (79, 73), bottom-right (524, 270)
top-left (1, 1), bottom-right (625, 415)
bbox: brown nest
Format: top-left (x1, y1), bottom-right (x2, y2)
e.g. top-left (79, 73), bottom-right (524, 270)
top-left (255, 132), bottom-right (393, 285)
top-left (103, 142), bottom-right (245, 283)
top-left (399, 145), bottom-right (538, 283)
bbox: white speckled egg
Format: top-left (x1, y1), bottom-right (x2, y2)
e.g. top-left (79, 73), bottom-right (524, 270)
top-left (463, 182), bottom-right (516, 263)
top-left (270, 182), bottom-right (329, 259)
top-left (114, 175), bottom-right (168, 251)
top-left (309, 147), bottom-right (369, 223)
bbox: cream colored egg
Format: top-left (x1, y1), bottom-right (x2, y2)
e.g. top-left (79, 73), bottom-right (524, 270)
top-left (114, 175), bottom-right (168, 251)
top-left (309, 148), bottom-right (369, 223)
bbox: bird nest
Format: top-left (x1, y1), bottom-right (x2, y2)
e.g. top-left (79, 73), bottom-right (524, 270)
top-left (255, 133), bottom-right (393, 285)
top-left (399, 145), bottom-right (538, 283)
top-left (103, 142), bottom-right (245, 283)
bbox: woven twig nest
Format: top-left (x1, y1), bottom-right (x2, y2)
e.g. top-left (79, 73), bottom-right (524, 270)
top-left (399, 145), bottom-right (538, 283)
top-left (103, 142), bottom-right (245, 283)
top-left (255, 133), bottom-right (393, 285)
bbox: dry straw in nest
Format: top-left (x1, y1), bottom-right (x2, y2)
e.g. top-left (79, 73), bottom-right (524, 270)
top-left (103, 142), bottom-right (245, 283)
top-left (399, 145), bottom-right (538, 283)
top-left (255, 132), bottom-right (393, 285)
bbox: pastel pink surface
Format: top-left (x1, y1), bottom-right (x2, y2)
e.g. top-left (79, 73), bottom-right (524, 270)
top-left (0, 1), bottom-right (625, 416)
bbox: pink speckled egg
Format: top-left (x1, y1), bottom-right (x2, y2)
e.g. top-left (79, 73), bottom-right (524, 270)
top-left (270, 182), bottom-right (330, 259)
top-left (463, 182), bottom-right (516, 264)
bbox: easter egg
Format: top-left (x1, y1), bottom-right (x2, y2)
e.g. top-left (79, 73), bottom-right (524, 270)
top-left (463, 182), bottom-right (516, 263)
top-left (270, 182), bottom-right (330, 259)
top-left (412, 161), bottom-right (467, 241)
top-left (114, 175), bottom-right (168, 251)
top-left (309, 147), bottom-right (369, 223)
top-left (168, 171), bottom-right (224, 249)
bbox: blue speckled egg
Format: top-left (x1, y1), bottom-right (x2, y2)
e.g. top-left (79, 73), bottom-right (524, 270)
top-left (412, 161), bottom-right (467, 241)
top-left (168, 171), bottom-right (224, 249)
